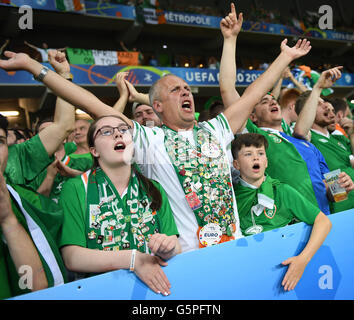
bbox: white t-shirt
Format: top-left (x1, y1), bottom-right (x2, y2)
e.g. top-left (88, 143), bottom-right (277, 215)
top-left (133, 113), bottom-right (242, 253)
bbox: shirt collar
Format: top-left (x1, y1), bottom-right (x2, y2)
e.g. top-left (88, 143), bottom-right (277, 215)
top-left (311, 128), bottom-right (330, 138)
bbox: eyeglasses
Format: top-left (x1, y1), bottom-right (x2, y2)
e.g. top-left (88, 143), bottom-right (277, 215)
top-left (93, 124), bottom-right (132, 141)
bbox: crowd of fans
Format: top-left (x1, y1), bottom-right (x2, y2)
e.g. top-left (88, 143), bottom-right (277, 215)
top-left (0, 3), bottom-right (353, 300)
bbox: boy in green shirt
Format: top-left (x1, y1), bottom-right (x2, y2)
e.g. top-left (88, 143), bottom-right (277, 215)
top-left (232, 133), bottom-right (332, 291)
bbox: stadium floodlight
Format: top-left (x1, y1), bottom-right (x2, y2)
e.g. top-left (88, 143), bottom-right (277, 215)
top-left (0, 111), bottom-right (19, 117)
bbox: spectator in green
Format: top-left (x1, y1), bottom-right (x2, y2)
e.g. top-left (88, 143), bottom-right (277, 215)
top-left (294, 67), bottom-right (354, 213)
top-left (232, 132), bottom-right (332, 291)
top-left (59, 115), bottom-right (180, 296)
top-left (0, 114), bottom-right (67, 299)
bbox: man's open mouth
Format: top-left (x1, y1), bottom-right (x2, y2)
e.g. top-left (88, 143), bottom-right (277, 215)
top-left (181, 101), bottom-right (192, 111)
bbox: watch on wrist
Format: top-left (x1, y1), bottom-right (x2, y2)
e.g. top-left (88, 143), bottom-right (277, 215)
top-left (34, 66), bottom-right (50, 82)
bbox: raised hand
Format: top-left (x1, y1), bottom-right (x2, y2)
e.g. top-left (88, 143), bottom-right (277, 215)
top-left (115, 71), bottom-right (129, 98)
top-left (124, 78), bottom-right (142, 103)
top-left (315, 66), bottom-right (343, 89)
top-left (0, 51), bottom-right (32, 71)
top-left (55, 160), bottom-right (82, 178)
top-left (48, 50), bottom-right (71, 77)
top-left (220, 2), bottom-right (243, 39)
top-left (339, 117), bottom-right (353, 136)
top-left (280, 38), bottom-right (312, 61)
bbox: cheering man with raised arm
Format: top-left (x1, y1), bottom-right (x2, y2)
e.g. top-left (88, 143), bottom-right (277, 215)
top-left (0, 3), bottom-right (311, 253)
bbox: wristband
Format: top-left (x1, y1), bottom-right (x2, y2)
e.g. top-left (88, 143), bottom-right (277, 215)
top-left (129, 249), bottom-right (137, 272)
top-left (34, 66), bottom-right (49, 82)
top-left (64, 73), bottom-right (73, 81)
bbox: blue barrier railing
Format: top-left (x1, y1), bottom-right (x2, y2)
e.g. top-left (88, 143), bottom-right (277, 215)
top-left (11, 208), bottom-right (354, 300)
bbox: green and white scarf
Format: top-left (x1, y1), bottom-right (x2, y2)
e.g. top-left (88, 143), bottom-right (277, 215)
top-left (85, 167), bottom-right (159, 253)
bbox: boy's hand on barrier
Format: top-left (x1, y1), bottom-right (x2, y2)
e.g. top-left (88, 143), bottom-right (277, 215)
top-left (281, 255), bottom-right (308, 291)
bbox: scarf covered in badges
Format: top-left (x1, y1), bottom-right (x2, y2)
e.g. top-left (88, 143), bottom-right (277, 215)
top-left (85, 168), bottom-right (159, 253)
top-left (234, 176), bottom-right (280, 235)
top-left (162, 124), bottom-right (236, 244)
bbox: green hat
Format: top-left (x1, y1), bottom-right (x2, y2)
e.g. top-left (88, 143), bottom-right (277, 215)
top-left (204, 96), bottom-right (222, 110)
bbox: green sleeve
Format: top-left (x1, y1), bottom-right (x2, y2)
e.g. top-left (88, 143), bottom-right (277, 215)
top-left (280, 184), bottom-right (320, 225)
top-left (67, 153), bottom-right (94, 172)
top-left (59, 176), bottom-right (87, 248)
top-left (153, 181), bottom-right (179, 237)
top-left (331, 134), bottom-right (352, 154)
top-left (245, 119), bottom-right (262, 134)
top-left (5, 135), bottom-right (54, 186)
top-left (64, 142), bottom-right (77, 155)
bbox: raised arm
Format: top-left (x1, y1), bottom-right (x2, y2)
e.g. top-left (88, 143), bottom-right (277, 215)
top-left (284, 67), bottom-right (308, 92)
top-left (338, 117), bottom-right (354, 158)
top-left (271, 72), bottom-right (284, 100)
top-left (124, 79), bottom-right (150, 106)
top-left (0, 172), bottom-right (48, 292)
top-left (219, 2), bottom-right (243, 109)
top-left (0, 51), bottom-right (133, 127)
top-left (36, 50), bottom-right (75, 156)
top-left (224, 38), bottom-right (312, 134)
top-left (112, 72), bottom-right (129, 113)
top-left (293, 67), bottom-right (343, 138)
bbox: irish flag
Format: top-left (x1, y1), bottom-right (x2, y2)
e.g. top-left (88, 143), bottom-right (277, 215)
top-left (66, 48), bottom-right (119, 66)
top-left (55, 0), bottom-right (85, 12)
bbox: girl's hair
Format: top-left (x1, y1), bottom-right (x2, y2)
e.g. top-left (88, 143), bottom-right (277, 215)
top-left (87, 115), bottom-right (162, 211)
top-left (132, 164), bottom-right (162, 211)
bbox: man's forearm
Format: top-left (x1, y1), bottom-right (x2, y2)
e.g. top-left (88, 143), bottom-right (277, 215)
top-left (289, 73), bottom-right (308, 92)
top-left (27, 59), bottom-right (132, 125)
top-left (271, 75), bottom-right (283, 100)
top-left (294, 85), bottom-right (321, 137)
top-left (219, 37), bottom-right (240, 108)
top-left (224, 51), bottom-right (294, 134)
top-left (1, 215), bottom-right (48, 291)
